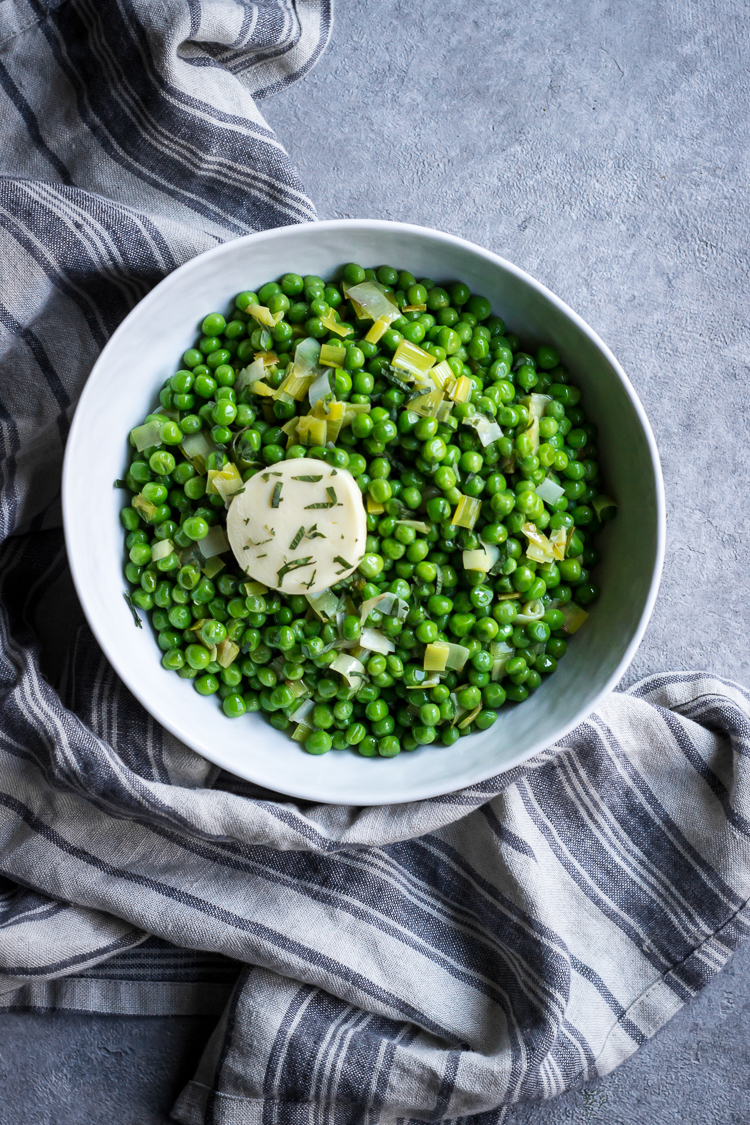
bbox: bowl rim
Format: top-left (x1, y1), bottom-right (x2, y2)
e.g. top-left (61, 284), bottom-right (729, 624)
top-left (62, 218), bottom-right (666, 803)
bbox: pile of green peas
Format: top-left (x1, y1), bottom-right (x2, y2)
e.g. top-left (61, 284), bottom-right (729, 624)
top-left (120, 262), bottom-right (610, 758)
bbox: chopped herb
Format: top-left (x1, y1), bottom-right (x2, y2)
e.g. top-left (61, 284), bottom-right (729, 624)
top-left (247, 536), bottom-right (272, 546)
top-left (331, 469), bottom-right (338, 476)
top-left (256, 554), bottom-right (267, 559)
top-left (292, 474), bottom-right (323, 482)
top-left (304, 501), bottom-right (335, 509)
top-left (243, 517), bottom-right (250, 525)
top-left (304, 570), bottom-right (317, 589)
top-left (383, 369), bottom-right (411, 393)
top-left (289, 526), bottom-right (305, 550)
top-left (326, 486), bottom-right (338, 504)
top-left (123, 591), bottom-right (143, 628)
top-left (334, 556), bottom-right (352, 570)
top-left (271, 482), bottom-right (283, 507)
top-left (306, 523), bottom-right (326, 540)
top-left (113, 479), bottom-right (127, 489)
top-left (276, 556), bottom-right (313, 586)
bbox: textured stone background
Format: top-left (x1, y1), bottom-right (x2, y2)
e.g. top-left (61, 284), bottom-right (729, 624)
top-left (2, 0), bottom-right (749, 1120)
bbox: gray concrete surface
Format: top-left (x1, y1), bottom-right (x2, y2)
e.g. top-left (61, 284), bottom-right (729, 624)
top-left (2, 0), bottom-right (749, 1120)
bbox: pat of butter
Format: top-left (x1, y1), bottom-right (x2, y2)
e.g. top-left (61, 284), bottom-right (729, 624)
top-left (226, 458), bottom-right (367, 595)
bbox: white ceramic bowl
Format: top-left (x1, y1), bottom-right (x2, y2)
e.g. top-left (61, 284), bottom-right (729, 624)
top-left (63, 220), bottom-right (665, 805)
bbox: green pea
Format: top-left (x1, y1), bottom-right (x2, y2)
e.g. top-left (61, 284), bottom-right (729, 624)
top-left (148, 451), bottom-right (175, 476)
top-left (526, 620), bottom-right (551, 643)
top-left (194, 673), bottom-right (219, 696)
top-left (474, 709), bottom-right (497, 730)
top-left (220, 693), bottom-right (245, 718)
top-left (449, 613), bottom-right (476, 638)
top-left (358, 553), bottom-right (384, 579)
top-left (304, 730), bottom-right (331, 755)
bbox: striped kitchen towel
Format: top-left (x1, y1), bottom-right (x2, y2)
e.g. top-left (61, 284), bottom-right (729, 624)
top-left (1, 2), bottom-right (749, 1123)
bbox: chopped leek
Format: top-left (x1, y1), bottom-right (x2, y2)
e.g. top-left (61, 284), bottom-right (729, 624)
top-left (198, 525), bottom-right (229, 559)
top-left (217, 639), bottom-right (239, 668)
top-left (441, 642), bottom-right (470, 671)
top-left (451, 494), bottom-right (482, 529)
top-left (463, 412), bottom-right (502, 447)
top-left (235, 356), bottom-right (266, 392)
top-left (364, 316), bottom-right (391, 343)
top-left (367, 495), bottom-right (385, 515)
top-left (359, 628), bottom-right (396, 655)
top-left (306, 589), bottom-right (340, 620)
top-left (330, 653), bottom-right (365, 686)
top-left (561, 602), bottom-right (589, 634)
top-left (358, 591), bottom-right (409, 624)
top-left (408, 389), bottom-right (444, 417)
top-left (286, 679), bottom-right (310, 701)
top-left (308, 369), bottom-right (331, 407)
top-left (395, 519), bottom-right (430, 534)
top-left (423, 643), bottom-right (449, 672)
top-left (319, 343), bottom-right (345, 367)
top-left (291, 722), bottom-right (314, 743)
top-left (345, 281), bottom-right (400, 324)
top-left (514, 599), bottom-right (545, 624)
top-left (180, 431), bottom-right (217, 475)
top-left (522, 522), bottom-right (556, 563)
top-left (392, 340), bottom-right (437, 378)
top-left (290, 698), bottom-right (315, 725)
top-left (429, 360), bottom-right (454, 389)
top-left (550, 527), bottom-right (568, 560)
top-left (274, 368), bottom-right (314, 401)
top-left (448, 375), bottom-right (472, 403)
top-left (207, 463), bottom-right (243, 500)
top-left (249, 379), bottom-right (275, 398)
top-left (320, 309), bottom-right (353, 337)
top-left (242, 580), bottom-right (267, 596)
top-left (525, 393), bottom-right (552, 421)
top-left (296, 415), bottom-right (327, 447)
top-left (132, 493), bottom-right (157, 520)
top-left (280, 417), bottom-right (299, 448)
top-left (130, 419), bottom-right (162, 452)
top-left (535, 477), bottom-right (566, 506)
top-left (246, 303), bottom-right (284, 328)
top-left (150, 539), bottom-right (174, 562)
top-left (458, 704), bottom-right (483, 729)
top-left (202, 556), bottom-right (225, 580)
top-left (323, 401), bottom-right (345, 443)
top-left (490, 641), bottom-right (514, 681)
top-left (463, 545), bottom-right (499, 572)
top-left (292, 336), bottom-right (320, 376)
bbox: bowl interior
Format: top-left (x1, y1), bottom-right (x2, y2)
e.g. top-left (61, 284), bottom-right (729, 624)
top-left (63, 220), bottom-right (663, 805)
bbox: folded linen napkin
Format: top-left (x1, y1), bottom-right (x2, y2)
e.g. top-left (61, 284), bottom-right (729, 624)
top-left (1, 3), bottom-right (748, 1123)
